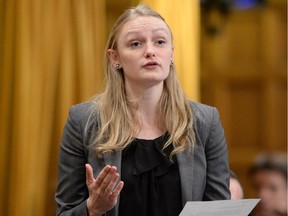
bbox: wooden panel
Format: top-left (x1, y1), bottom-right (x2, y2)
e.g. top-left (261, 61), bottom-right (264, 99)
top-left (200, 2), bottom-right (287, 199)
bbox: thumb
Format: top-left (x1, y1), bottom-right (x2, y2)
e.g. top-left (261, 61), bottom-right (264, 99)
top-left (85, 163), bottom-right (95, 185)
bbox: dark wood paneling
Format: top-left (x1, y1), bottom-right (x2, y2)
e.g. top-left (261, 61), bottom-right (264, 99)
top-left (200, 2), bottom-right (287, 198)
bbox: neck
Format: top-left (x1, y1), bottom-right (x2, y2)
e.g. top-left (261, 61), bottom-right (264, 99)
top-left (125, 81), bottom-right (163, 113)
top-left (125, 82), bottom-right (166, 139)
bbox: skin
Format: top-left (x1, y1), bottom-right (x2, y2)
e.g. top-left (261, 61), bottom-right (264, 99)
top-left (252, 170), bottom-right (287, 216)
top-left (109, 15), bottom-right (174, 139)
top-left (229, 178), bottom-right (244, 200)
top-left (109, 16), bottom-right (174, 93)
top-left (86, 164), bottom-right (124, 216)
top-left (86, 16), bottom-right (174, 215)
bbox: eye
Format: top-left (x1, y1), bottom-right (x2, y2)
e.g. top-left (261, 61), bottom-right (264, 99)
top-left (156, 39), bottom-right (166, 46)
top-left (130, 41), bottom-right (142, 47)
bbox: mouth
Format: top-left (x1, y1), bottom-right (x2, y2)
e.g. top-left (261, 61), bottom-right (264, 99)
top-left (143, 61), bottom-right (159, 67)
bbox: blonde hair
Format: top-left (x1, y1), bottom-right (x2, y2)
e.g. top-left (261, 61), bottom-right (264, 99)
top-left (88, 4), bottom-right (195, 159)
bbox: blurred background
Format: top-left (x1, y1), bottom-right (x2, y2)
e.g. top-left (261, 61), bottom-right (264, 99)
top-left (0, 0), bottom-right (286, 215)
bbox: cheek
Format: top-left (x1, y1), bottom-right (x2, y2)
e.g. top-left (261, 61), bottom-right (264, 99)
top-left (164, 56), bottom-right (172, 71)
top-left (277, 188), bottom-right (288, 199)
top-left (164, 51), bottom-right (173, 66)
top-left (120, 52), bottom-right (140, 67)
top-left (121, 59), bottom-right (139, 78)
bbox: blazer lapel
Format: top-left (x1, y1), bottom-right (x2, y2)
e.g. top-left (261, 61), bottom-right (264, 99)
top-left (103, 151), bottom-right (122, 168)
top-left (177, 150), bottom-right (195, 207)
top-left (103, 151), bottom-right (122, 216)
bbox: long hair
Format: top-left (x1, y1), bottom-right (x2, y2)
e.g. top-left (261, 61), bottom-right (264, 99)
top-left (87, 4), bottom-right (195, 159)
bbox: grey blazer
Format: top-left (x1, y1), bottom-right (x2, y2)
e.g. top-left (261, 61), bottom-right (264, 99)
top-left (55, 101), bottom-right (230, 216)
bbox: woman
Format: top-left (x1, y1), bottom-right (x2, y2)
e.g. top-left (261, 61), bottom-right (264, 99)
top-left (55, 4), bottom-right (230, 216)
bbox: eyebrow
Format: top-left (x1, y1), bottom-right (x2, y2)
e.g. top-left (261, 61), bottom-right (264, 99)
top-left (124, 27), bottom-right (170, 37)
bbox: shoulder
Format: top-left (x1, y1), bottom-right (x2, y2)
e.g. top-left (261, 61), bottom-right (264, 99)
top-left (66, 101), bottom-right (99, 145)
top-left (188, 100), bottom-right (223, 139)
top-left (69, 100), bottom-right (95, 119)
top-left (70, 101), bottom-right (95, 114)
top-left (67, 100), bottom-right (97, 130)
top-left (188, 100), bottom-right (219, 122)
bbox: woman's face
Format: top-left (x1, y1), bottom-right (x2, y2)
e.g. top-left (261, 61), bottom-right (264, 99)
top-left (109, 16), bottom-right (174, 90)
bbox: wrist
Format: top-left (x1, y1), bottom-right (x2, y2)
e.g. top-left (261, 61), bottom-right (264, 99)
top-left (86, 199), bottom-right (103, 216)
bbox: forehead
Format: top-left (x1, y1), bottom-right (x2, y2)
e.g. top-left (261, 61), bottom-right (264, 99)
top-left (254, 170), bottom-right (286, 186)
top-left (119, 16), bottom-right (171, 37)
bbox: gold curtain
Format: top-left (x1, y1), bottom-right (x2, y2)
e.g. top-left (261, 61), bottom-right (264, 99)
top-left (141, 0), bottom-right (200, 100)
top-left (0, 0), bottom-right (106, 215)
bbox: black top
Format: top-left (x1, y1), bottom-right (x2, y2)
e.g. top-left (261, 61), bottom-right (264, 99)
top-left (119, 133), bottom-right (182, 216)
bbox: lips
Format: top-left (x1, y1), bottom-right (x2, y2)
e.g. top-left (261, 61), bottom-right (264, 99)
top-left (143, 61), bottom-right (159, 67)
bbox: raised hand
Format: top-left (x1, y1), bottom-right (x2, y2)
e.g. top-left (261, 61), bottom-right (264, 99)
top-left (85, 164), bottom-right (124, 216)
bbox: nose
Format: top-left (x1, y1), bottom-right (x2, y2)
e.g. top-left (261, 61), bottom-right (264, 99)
top-left (144, 43), bottom-right (155, 58)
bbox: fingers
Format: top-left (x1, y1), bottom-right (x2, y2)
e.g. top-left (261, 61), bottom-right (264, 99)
top-left (85, 164), bottom-right (95, 185)
top-left (96, 166), bottom-right (120, 196)
top-left (105, 172), bottom-right (121, 195)
top-left (86, 164), bottom-right (123, 197)
top-left (85, 164), bottom-right (124, 214)
top-left (110, 181), bottom-right (124, 201)
top-left (94, 165), bottom-right (114, 188)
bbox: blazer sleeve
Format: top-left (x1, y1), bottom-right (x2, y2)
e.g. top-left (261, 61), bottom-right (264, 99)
top-left (55, 105), bottom-right (89, 216)
top-left (202, 106), bottom-right (231, 200)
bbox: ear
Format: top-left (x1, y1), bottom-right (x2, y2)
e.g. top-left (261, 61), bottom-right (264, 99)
top-left (107, 49), bottom-right (120, 65)
top-left (171, 46), bottom-right (174, 62)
